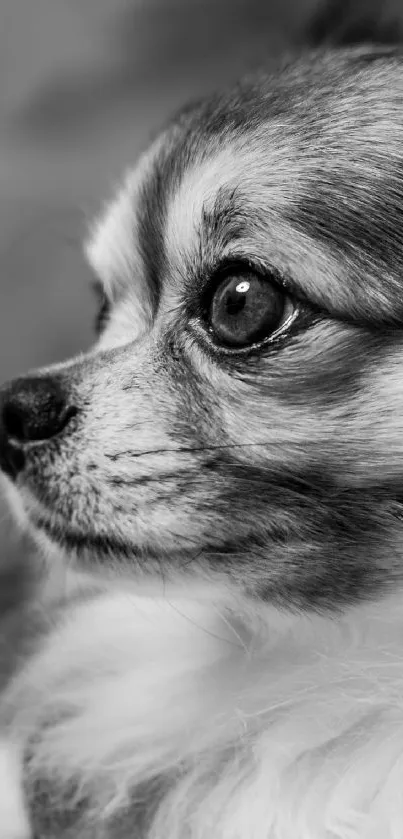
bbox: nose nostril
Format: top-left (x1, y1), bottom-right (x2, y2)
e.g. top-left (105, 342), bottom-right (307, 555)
top-left (4, 401), bottom-right (78, 444)
top-left (3, 402), bottom-right (31, 443)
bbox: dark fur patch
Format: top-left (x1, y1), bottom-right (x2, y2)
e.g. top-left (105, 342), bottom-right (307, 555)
top-left (308, 0), bottom-right (403, 47)
top-left (199, 454), bottom-right (403, 613)
top-left (136, 166), bottom-right (169, 315)
top-left (25, 727), bottom-right (178, 839)
top-left (107, 774), bottom-right (179, 839)
top-left (24, 757), bottom-right (94, 839)
top-left (284, 165), bottom-right (403, 324)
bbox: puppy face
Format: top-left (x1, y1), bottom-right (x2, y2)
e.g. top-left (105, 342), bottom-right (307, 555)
top-left (2, 47), bottom-right (403, 612)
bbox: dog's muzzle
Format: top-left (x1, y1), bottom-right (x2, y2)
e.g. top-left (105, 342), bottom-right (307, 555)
top-left (0, 375), bottom-right (78, 480)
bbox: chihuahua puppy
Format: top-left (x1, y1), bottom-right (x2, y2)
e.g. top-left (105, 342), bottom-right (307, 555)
top-left (2, 31), bottom-right (403, 839)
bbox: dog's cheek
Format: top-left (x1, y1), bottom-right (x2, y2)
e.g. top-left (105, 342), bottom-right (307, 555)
top-left (340, 353), bottom-right (403, 485)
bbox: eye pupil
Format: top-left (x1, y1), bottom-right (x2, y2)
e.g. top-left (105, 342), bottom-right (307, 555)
top-left (209, 270), bottom-right (291, 349)
top-left (225, 287), bottom-right (248, 315)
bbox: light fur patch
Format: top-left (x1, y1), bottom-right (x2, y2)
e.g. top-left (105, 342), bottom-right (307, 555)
top-left (7, 586), bottom-right (403, 838)
top-left (164, 149), bottom-right (240, 264)
top-left (85, 168), bottom-right (141, 298)
top-left (0, 740), bottom-right (30, 838)
top-left (163, 138), bottom-right (296, 271)
top-left (85, 132), bottom-right (167, 305)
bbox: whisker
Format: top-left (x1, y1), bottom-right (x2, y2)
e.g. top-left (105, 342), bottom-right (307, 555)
top-left (105, 441), bottom-right (305, 461)
top-left (161, 596), bottom-right (242, 650)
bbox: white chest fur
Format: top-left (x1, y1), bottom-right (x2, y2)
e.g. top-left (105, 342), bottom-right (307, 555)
top-left (0, 740), bottom-right (30, 839)
top-left (4, 586), bottom-right (403, 838)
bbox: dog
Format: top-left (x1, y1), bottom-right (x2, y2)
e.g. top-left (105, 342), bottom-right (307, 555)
top-left (2, 12), bottom-right (403, 839)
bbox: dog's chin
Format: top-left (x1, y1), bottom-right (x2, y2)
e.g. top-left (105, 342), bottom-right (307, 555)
top-left (30, 513), bottom-right (130, 564)
top-left (16, 496), bottom-right (191, 588)
top-left (0, 472), bottom-right (31, 533)
top-left (0, 473), bottom-right (195, 591)
top-left (1, 472), bottom-right (81, 569)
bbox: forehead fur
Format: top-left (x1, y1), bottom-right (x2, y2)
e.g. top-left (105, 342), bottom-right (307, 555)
top-left (86, 47), bottom-right (403, 327)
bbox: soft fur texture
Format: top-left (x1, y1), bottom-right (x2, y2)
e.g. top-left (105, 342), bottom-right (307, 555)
top-left (3, 8), bottom-right (403, 838)
top-left (5, 580), bottom-right (403, 837)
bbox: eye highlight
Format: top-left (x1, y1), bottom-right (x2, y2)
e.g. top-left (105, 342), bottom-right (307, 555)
top-left (205, 267), bottom-right (297, 349)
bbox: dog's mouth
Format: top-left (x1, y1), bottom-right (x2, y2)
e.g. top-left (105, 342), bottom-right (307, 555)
top-left (0, 463), bottom-right (203, 577)
top-left (27, 507), bottom-right (208, 586)
top-left (0, 454), bottom-right (96, 559)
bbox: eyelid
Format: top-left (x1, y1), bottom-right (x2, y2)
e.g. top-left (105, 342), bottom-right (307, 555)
top-left (205, 257), bottom-right (288, 294)
top-left (199, 257), bottom-right (288, 316)
top-left (207, 254), bottom-right (308, 304)
top-left (189, 302), bottom-right (303, 360)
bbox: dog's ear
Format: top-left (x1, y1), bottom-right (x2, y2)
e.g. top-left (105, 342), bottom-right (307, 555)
top-left (307, 0), bottom-right (403, 47)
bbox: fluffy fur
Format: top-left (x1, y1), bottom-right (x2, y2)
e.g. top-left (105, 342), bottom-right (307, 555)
top-left (5, 582), bottom-right (403, 837)
top-left (3, 11), bottom-right (403, 839)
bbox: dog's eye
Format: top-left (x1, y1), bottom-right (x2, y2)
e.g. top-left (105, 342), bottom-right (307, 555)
top-left (92, 282), bottom-right (111, 336)
top-left (207, 270), bottom-right (296, 349)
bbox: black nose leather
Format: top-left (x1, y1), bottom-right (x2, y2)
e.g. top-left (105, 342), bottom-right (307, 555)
top-left (0, 375), bottom-right (77, 479)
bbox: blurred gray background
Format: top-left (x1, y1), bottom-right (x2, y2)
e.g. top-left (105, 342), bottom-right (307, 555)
top-left (0, 0), bottom-right (401, 573)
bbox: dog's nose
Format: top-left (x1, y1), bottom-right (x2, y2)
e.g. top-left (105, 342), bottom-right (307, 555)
top-left (0, 375), bottom-right (77, 479)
